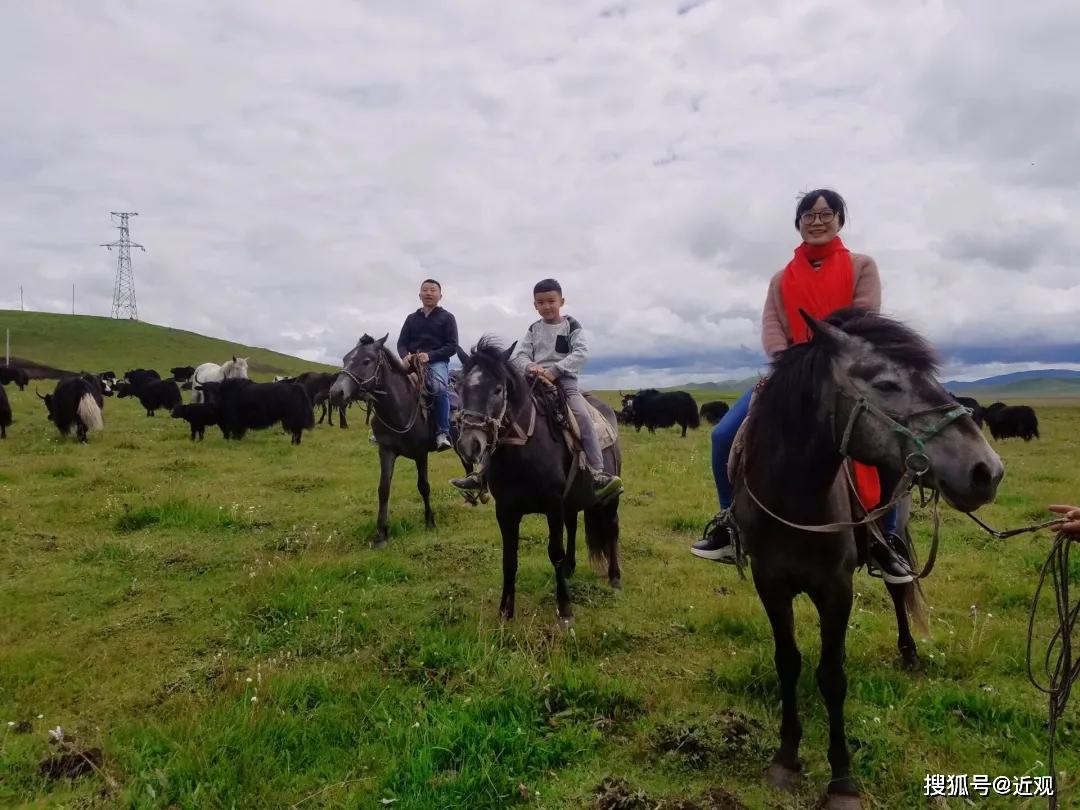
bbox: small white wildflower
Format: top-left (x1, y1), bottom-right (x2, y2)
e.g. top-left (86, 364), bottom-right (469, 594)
top-left (246, 677), bottom-right (253, 683)
top-left (250, 696), bottom-right (258, 703)
top-left (412, 722), bottom-right (420, 728)
top-left (36, 714), bottom-right (43, 720)
top-left (48, 726), bottom-right (65, 742)
top-left (7, 721), bottom-right (15, 727)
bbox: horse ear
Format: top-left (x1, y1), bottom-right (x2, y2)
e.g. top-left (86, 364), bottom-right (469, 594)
top-left (375, 333), bottom-right (389, 347)
top-left (800, 309), bottom-right (850, 348)
top-left (456, 347), bottom-right (470, 366)
top-left (232, 356), bottom-right (237, 362)
top-left (500, 342), bottom-right (517, 362)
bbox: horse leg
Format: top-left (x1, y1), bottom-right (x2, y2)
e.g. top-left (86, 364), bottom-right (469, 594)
top-left (416, 453), bottom-right (435, 529)
top-left (338, 403), bottom-right (348, 429)
top-left (374, 446), bottom-right (396, 548)
top-left (496, 507), bottom-right (521, 619)
top-left (564, 510), bottom-right (577, 577)
top-left (887, 581), bottom-right (921, 671)
top-left (760, 588), bottom-right (803, 791)
top-left (547, 508), bottom-right (573, 627)
top-left (810, 585), bottom-right (861, 807)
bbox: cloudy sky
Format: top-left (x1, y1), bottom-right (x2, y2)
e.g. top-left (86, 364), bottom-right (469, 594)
top-left (3, 0), bottom-right (1078, 387)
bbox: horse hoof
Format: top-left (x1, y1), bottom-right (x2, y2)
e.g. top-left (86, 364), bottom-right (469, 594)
top-left (824, 793), bottom-right (862, 810)
top-left (558, 615), bottom-right (575, 632)
top-left (765, 763), bottom-right (803, 793)
top-left (371, 537), bottom-right (388, 550)
top-left (609, 577), bottom-right (622, 591)
top-left (899, 652), bottom-right (923, 673)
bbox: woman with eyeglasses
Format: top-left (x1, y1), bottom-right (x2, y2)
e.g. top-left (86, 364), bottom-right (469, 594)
top-left (691, 189), bottom-right (915, 583)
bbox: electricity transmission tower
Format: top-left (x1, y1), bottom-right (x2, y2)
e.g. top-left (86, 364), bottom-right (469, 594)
top-left (102, 212), bottom-right (145, 320)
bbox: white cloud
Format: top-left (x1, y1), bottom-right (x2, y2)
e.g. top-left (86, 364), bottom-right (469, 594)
top-left (3, 0), bottom-right (1077, 387)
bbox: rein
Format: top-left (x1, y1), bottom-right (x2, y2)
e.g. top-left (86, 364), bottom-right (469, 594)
top-left (340, 352), bottom-right (428, 436)
top-left (743, 382), bottom-right (970, 581)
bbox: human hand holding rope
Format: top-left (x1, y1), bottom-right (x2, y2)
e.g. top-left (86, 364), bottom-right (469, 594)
top-left (1048, 504), bottom-right (1080, 536)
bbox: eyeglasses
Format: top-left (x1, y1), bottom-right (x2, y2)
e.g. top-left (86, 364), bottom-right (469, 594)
top-left (800, 209), bottom-right (836, 225)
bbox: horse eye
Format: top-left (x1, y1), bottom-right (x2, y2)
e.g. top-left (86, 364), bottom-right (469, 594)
top-left (494, 385), bottom-right (503, 394)
top-left (872, 380), bottom-right (902, 393)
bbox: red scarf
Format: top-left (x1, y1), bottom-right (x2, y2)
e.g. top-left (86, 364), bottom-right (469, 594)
top-left (780, 236), bottom-right (881, 509)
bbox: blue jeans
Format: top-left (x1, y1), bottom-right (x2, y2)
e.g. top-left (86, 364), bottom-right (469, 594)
top-left (426, 361), bottom-right (451, 436)
top-left (709, 386), bottom-right (899, 531)
top-left (711, 388), bottom-right (753, 509)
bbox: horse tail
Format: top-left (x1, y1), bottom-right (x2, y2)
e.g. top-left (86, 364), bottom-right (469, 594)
top-left (584, 497), bottom-right (619, 571)
top-left (905, 579), bottom-right (930, 636)
top-left (77, 393), bottom-right (104, 433)
top-left (902, 524), bottom-right (930, 635)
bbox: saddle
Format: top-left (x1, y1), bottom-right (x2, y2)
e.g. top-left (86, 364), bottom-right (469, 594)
top-left (499, 379), bottom-right (616, 463)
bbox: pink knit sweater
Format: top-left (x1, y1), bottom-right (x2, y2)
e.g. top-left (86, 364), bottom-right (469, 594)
top-left (760, 252), bottom-right (881, 358)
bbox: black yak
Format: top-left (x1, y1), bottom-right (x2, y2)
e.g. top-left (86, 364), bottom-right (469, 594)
top-left (115, 378), bottom-right (182, 416)
top-left (0, 367), bottom-right (30, 390)
top-left (699, 400), bottom-right (731, 425)
top-left (37, 374), bottom-right (104, 443)
top-left (0, 384), bottom-right (11, 438)
top-left (950, 394), bottom-right (984, 427)
top-left (196, 378), bottom-right (314, 445)
top-left (169, 365), bottom-right (196, 382)
top-left (621, 388), bottom-right (700, 437)
top-left (984, 402), bottom-right (1039, 441)
top-left (170, 403), bottom-right (219, 441)
top-left (124, 368), bottom-right (161, 388)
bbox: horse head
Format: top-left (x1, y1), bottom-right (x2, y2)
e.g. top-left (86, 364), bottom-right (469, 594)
top-left (329, 333), bottom-right (409, 405)
top-left (455, 337), bottom-right (522, 466)
top-left (791, 308), bottom-right (1003, 512)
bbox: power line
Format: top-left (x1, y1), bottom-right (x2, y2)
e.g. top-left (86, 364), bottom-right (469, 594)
top-left (101, 212), bottom-right (145, 320)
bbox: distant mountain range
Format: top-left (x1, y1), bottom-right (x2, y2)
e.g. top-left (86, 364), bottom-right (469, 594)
top-left (675, 369), bottom-right (1080, 397)
top-left (944, 369), bottom-right (1080, 396)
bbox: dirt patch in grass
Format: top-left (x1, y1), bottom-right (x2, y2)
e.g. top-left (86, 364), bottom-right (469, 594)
top-left (592, 777), bottom-right (747, 810)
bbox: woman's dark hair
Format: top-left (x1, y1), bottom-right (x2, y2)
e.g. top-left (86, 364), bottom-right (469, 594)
top-left (795, 189), bottom-right (846, 230)
top-left (533, 278), bottom-right (562, 295)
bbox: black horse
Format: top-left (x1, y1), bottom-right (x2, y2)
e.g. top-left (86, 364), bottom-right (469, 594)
top-left (329, 334), bottom-right (466, 548)
top-left (455, 338), bottom-right (622, 627)
top-left (733, 309), bottom-right (1002, 808)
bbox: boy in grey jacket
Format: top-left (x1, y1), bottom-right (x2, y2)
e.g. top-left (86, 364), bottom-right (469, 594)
top-left (451, 278), bottom-right (623, 500)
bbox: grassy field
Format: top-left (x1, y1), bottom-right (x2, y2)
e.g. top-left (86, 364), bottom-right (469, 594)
top-left (1, 325), bottom-right (1078, 809)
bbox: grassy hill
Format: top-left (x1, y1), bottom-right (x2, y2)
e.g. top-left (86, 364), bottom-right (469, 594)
top-left (0, 310), bottom-right (333, 379)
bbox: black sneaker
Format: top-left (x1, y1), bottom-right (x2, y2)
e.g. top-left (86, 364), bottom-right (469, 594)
top-left (869, 532), bottom-right (914, 584)
top-left (590, 469), bottom-right (624, 501)
top-left (691, 509), bottom-right (737, 563)
top-left (434, 433), bottom-right (453, 452)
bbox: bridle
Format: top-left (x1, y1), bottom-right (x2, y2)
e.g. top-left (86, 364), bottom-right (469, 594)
top-left (338, 350), bottom-right (427, 436)
top-left (742, 377), bottom-right (973, 580)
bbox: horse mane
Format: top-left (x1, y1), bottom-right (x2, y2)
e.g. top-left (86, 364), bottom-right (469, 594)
top-left (745, 308), bottom-right (939, 480)
top-left (464, 335), bottom-right (529, 415)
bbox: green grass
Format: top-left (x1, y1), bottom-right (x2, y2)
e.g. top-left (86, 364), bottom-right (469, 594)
top-left (0, 310), bottom-right (334, 377)
top-left (1, 329), bottom-right (1079, 807)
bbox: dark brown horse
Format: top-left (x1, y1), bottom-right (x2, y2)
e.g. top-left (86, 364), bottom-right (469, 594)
top-left (455, 338), bottom-right (622, 627)
top-left (734, 309), bottom-right (1003, 808)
